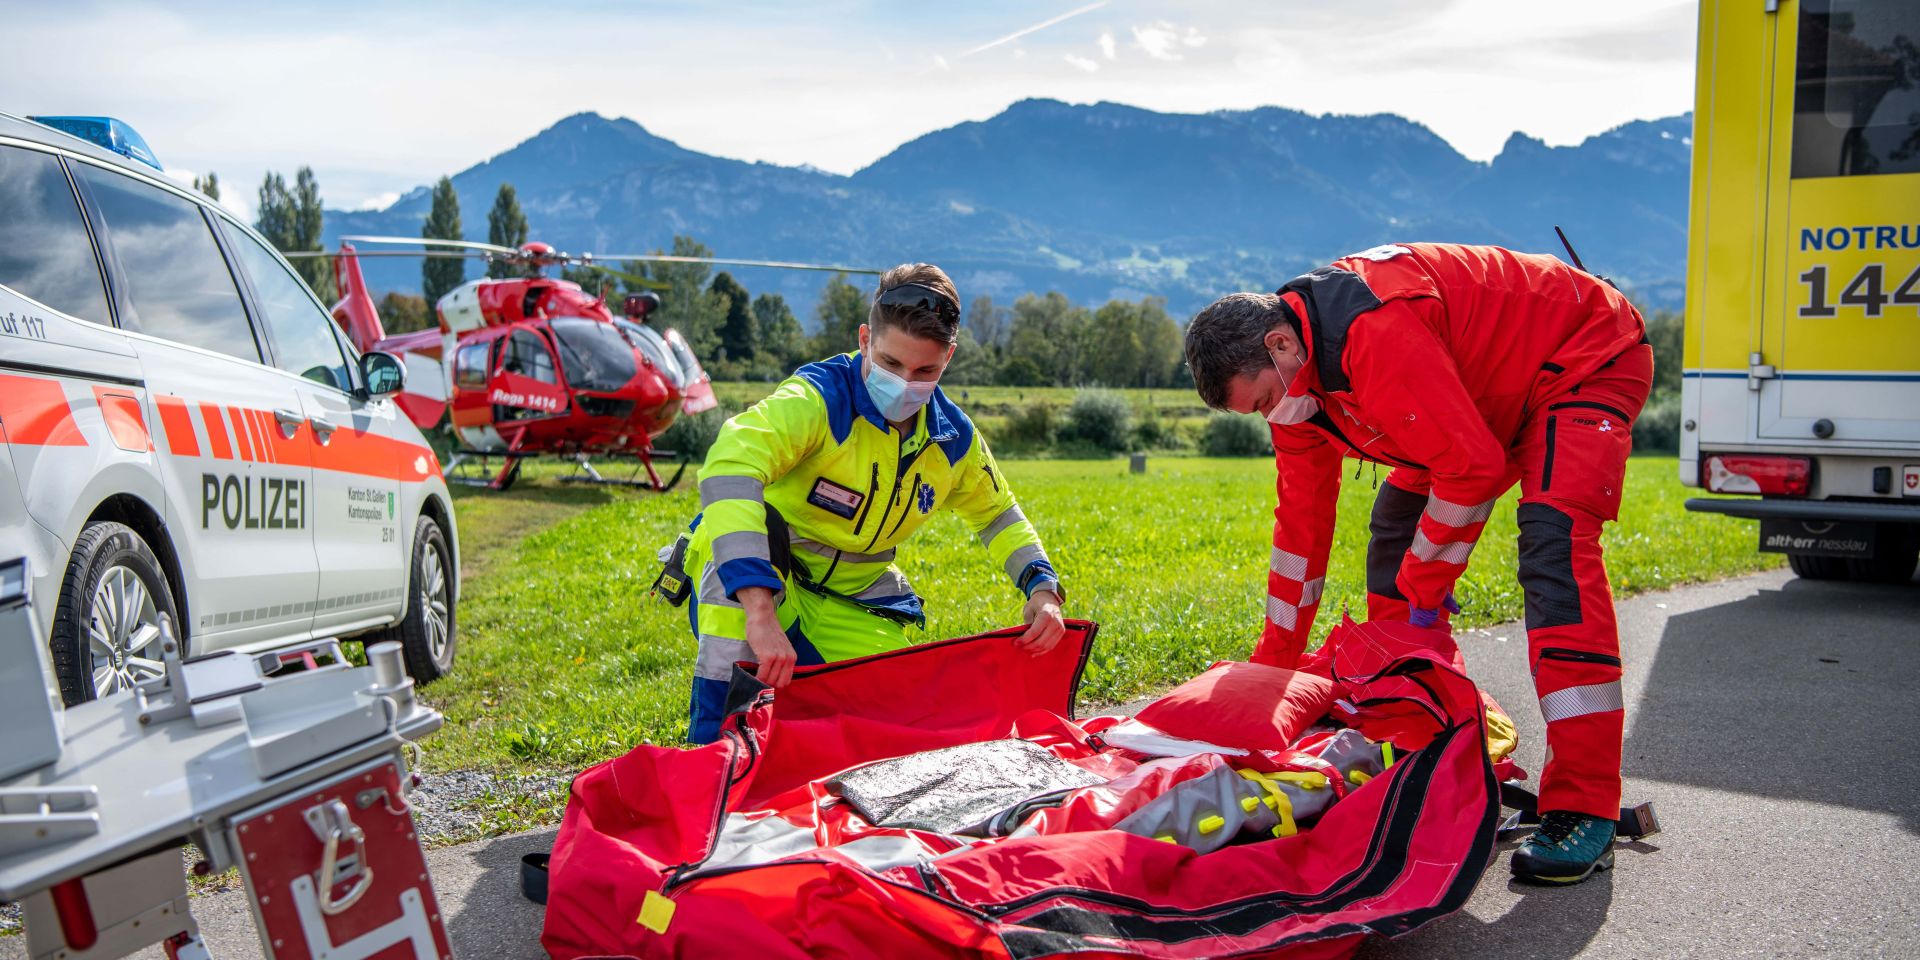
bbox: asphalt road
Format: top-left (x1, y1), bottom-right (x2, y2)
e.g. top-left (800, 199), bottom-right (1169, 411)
top-left (6, 566), bottom-right (1914, 959)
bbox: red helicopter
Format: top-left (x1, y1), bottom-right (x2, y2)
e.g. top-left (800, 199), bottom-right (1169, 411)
top-left (295, 237), bottom-right (878, 490)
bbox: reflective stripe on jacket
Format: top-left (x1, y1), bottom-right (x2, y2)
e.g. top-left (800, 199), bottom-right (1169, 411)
top-left (692, 352), bottom-right (1057, 624)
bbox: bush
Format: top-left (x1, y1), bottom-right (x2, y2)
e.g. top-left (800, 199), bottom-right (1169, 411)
top-left (1133, 407), bottom-right (1187, 450)
top-left (1058, 389), bottom-right (1135, 454)
top-left (1201, 412), bottom-right (1272, 457)
top-left (998, 355), bottom-right (1045, 387)
top-left (1632, 390), bottom-right (1680, 455)
top-left (657, 404), bottom-right (732, 460)
top-left (997, 402), bottom-right (1058, 453)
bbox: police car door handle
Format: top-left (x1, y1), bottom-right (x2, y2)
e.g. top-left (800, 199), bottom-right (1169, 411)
top-left (272, 408), bottom-right (304, 437)
top-left (309, 415), bottom-right (338, 443)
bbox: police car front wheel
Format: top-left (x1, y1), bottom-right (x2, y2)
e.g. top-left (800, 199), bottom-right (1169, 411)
top-left (49, 521), bottom-right (183, 706)
top-left (363, 515), bottom-right (456, 684)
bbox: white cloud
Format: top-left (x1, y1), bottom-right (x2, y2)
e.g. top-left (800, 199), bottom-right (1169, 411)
top-left (1064, 54), bottom-right (1100, 73)
top-left (1131, 21), bottom-right (1206, 61)
top-left (353, 191), bottom-right (401, 212)
top-left (2, 0), bottom-right (1697, 196)
top-left (163, 166), bottom-right (252, 221)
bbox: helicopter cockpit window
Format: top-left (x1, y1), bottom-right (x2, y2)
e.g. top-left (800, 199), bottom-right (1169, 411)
top-left (454, 342), bottom-right (489, 389)
top-left (614, 319), bottom-right (688, 388)
top-left (500, 329), bottom-right (558, 384)
top-left (549, 317), bottom-right (638, 392)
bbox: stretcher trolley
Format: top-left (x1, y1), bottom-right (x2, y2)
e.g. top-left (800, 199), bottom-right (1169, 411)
top-left (0, 556), bottom-right (452, 960)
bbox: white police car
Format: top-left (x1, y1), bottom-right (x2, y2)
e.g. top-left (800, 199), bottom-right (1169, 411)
top-left (0, 113), bottom-right (459, 704)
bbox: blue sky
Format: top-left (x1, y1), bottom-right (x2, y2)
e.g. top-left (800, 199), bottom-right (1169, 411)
top-left (8, 0), bottom-right (1698, 221)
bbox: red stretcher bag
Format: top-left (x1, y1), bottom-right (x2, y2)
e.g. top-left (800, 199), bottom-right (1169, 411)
top-left (542, 619), bottom-right (1500, 959)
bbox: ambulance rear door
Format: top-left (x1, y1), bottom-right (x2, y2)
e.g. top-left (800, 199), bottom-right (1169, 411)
top-left (1757, 0), bottom-right (1920, 445)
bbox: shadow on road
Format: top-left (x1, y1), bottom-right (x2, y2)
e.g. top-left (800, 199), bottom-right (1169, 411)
top-left (1625, 576), bottom-right (1920, 832)
top-left (443, 830), bottom-right (554, 960)
top-left (1359, 839), bottom-right (1621, 959)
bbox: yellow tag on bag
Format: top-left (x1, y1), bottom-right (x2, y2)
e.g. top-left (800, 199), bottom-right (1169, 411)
top-left (638, 889), bottom-right (676, 934)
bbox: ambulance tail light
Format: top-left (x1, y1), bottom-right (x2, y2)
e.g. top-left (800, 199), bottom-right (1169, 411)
top-left (1702, 454), bottom-right (1811, 496)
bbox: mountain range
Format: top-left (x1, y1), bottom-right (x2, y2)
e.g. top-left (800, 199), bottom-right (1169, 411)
top-left (323, 100), bottom-right (1693, 320)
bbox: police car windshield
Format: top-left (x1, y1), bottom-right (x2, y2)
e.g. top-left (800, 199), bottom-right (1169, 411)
top-left (548, 317), bottom-right (637, 392)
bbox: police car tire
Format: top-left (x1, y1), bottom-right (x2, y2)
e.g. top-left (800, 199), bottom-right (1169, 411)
top-left (49, 521), bottom-right (182, 706)
top-left (366, 515), bottom-right (456, 684)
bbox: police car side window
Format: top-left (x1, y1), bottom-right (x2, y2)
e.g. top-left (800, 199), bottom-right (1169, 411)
top-left (217, 219), bottom-right (352, 391)
top-left (73, 163), bottom-right (259, 362)
top-left (0, 146), bottom-right (111, 325)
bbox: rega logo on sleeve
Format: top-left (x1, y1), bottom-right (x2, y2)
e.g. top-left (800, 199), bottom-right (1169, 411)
top-left (201, 473), bottom-right (306, 530)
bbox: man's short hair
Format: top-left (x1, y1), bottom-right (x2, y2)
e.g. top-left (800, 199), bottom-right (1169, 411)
top-left (1184, 292), bottom-right (1299, 410)
top-left (871, 263), bottom-right (961, 344)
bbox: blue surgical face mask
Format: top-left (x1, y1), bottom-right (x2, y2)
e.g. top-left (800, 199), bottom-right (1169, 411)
top-left (864, 352), bottom-right (938, 422)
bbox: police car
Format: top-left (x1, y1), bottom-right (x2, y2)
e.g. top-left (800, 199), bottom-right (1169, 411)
top-left (0, 113), bottom-right (459, 704)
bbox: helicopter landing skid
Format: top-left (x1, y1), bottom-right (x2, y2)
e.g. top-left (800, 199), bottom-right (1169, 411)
top-left (444, 450), bottom-right (526, 491)
top-left (557, 451), bottom-right (689, 492)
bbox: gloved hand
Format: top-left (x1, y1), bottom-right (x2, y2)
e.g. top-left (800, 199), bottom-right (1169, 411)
top-left (1408, 592), bottom-right (1462, 629)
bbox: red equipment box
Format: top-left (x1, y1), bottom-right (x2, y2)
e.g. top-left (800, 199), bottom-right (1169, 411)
top-left (229, 757), bottom-right (452, 960)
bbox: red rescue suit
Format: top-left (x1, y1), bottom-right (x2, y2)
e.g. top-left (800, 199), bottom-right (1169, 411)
top-left (1254, 242), bottom-right (1651, 821)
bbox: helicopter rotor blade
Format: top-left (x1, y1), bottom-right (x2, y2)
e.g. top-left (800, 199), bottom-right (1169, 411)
top-left (562, 262), bottom-right (672, 293)
top-left (579, 254), bottom-right (882, 275)
top-left (340, 234), bottom-right (523, 256)
top-left (282, 249), bottom-right (491, 260)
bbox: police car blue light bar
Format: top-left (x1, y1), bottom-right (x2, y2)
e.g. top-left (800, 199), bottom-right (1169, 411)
top-left (27, 116), bottom-right (162, 170)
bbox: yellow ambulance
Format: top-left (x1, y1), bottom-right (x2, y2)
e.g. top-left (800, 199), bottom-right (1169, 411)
top-left (1682, 0), bottom-right (1920, 583)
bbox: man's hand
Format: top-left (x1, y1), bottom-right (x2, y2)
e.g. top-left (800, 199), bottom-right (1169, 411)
top-left (737, 587), bottom-right (796, 687)
top-left (1016, 588), bottom-right (1066, 655)
top-left (1408, 591), bottom-right (1463, 629)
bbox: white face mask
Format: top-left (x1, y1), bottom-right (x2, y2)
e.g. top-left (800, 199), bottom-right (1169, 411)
top-left (1264, 346), bottom-right (1321, 425)
top-left (864, 352), bottom-right (938, 422)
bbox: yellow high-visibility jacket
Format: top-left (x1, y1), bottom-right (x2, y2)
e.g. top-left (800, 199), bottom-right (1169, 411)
top-left (691, 352), bottom-right (1058, 624)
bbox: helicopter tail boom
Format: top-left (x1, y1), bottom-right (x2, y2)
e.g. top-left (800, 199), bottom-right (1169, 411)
top-left (330, 242), bottom-right (389, 352)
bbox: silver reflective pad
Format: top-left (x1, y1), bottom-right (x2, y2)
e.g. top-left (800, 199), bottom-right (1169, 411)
top-left (825, 739), bottom-right (1105, 835)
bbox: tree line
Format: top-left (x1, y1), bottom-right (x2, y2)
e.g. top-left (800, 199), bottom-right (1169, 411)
top-left (211, 168), bottom-right (1190, 390)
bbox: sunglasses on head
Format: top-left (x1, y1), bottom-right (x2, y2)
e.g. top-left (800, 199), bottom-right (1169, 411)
top-left (874, 283), bottom-right (960, 325)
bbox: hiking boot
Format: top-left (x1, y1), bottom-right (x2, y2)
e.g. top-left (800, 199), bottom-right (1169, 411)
top-left (1511, 810), bottom-right (1615, 885)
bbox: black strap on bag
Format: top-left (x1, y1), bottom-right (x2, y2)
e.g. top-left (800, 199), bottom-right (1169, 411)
top-left (653, 505), bottom-right (796, 608)
top-left (764, 504), bottom-right (795, 583)
top-left (765, 506), bottom-right (919, 626)
top-left (1498, 781), bottom-right (1661, 840)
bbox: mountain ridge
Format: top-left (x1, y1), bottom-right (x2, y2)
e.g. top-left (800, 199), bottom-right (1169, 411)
top-left (324, 102), bottom-right (1693, 317)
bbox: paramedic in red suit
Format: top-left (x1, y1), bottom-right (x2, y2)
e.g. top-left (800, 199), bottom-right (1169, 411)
top-left (1183, 242), bottom-right (1652, 885)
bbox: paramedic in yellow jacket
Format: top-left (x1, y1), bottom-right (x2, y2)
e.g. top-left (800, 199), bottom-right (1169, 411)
top-left (683, 263), bottom-right (1065, 743)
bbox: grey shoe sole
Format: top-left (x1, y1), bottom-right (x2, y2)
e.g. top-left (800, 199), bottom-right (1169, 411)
top-left (1510, 846), bottom-right (1615, 886)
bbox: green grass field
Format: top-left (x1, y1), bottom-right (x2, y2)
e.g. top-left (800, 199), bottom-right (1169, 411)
top-left (712, 381), bottom-right (1221, 454)
top-left (424, 456), bottom-right (1779, 799)
top-left (712, 381), bottom-right (1211, 418)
